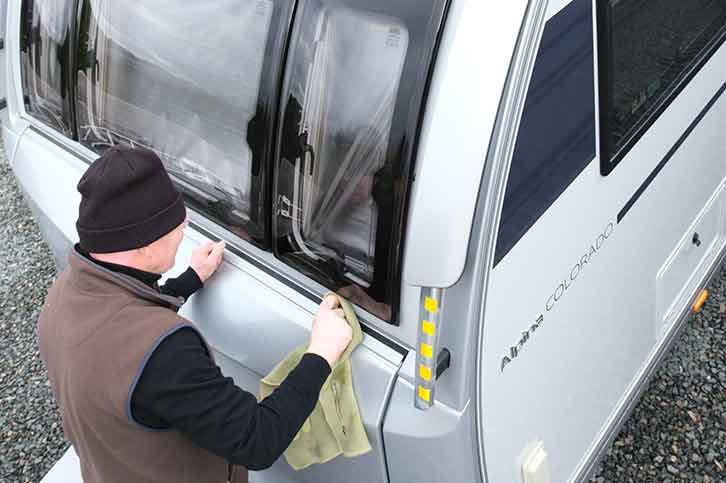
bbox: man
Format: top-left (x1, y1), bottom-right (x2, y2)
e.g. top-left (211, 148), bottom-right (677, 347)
top-left (37, 146), bottom-right (353, 483)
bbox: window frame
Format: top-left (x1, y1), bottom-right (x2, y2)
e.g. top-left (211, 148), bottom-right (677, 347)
top-left (597, 0), bottom-right (726, 175)
top-left (16, 0), bottom-right (451, 328)
top-left (271, 0), bottom-right (451, 325)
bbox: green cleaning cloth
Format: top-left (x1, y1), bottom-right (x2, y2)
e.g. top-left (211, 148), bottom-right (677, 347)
top-left (260, 293), bottom-right (372, 470)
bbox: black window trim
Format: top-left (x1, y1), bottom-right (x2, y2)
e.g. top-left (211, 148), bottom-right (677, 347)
top-left (597, 1), bottom-right (726, 176)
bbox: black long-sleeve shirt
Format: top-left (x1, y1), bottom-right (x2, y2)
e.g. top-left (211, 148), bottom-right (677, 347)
top-left (81, 251), bottom-right (331, 470)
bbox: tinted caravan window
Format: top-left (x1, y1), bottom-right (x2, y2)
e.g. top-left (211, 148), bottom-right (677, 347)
top-left (20, 0), bottom-right (75, 136)
top-left (275, 0), bottom-right (448, 322)
top-left (598, 0), bottom-right (726, 173)
top-left (75, 0), bottom-right (293, 243)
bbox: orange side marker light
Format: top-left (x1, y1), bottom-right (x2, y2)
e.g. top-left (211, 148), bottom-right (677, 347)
top-left (692, 289), bottom-right (709, 313)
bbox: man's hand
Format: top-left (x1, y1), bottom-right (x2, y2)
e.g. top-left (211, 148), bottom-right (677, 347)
top-left (190, 241), bottom-right (225, 283)
top-left (307, 295), bottom-right (353, 368)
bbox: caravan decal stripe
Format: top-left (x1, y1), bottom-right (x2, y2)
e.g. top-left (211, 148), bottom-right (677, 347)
top-left (617, 80), bottom-right (726, 224)
top-left (494, 0), bottom-right (596, 267)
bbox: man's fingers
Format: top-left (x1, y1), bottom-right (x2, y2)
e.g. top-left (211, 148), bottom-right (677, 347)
top-left (323, 295), bottom-right (339, 310)
top-left (211, 242), bottom-right (225, 263)
top-left (195, 241), bottom-right (215, 256)
top-left (334, 308), bottom-right (346, 320)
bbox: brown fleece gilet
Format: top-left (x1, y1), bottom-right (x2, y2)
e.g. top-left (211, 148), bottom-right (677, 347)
top-left (38, 251), bottom-right (247, 483)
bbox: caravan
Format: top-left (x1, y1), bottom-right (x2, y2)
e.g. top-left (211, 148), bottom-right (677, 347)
top-left (3, 0), bottom-right (726, 482)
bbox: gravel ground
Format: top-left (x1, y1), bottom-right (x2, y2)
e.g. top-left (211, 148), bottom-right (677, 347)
top-left (0, 142), bottom-right (68, 482)
top-left (589, 271), bottom-right (726, 483)
top-left (0, 139), bottom-right (724, 483)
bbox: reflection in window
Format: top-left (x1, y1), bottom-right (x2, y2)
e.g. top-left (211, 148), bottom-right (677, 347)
top-left (276, 0), bottom-right (447, 322)
top-left (76, 0), bottom-right (277, 240)
top-left (600, 0), bottom-right (726, 169)
top-left (20, 0), bottom-right (74, 135)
